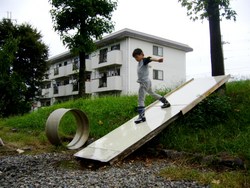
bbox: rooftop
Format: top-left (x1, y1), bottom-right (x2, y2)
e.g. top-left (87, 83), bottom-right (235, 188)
top-left (49, 28), bottom-right (193, 62)
top-left (96, 28), bottom-right (193, 52)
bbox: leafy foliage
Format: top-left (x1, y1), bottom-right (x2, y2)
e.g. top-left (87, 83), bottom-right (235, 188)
top-left (178, 0), bottom-right (237, 21)
top-left (179, 93), bottom-right (232, 129)
top-left (0, 19), bottom-right (49, 117)
top-left (49, 0), bottom-right (117, 96)
top-left (177, 0), bottom-right (237, 76)
top-left (157, 80), bottom-right (250, 161)
top-left (50, 0), bottom-right (117, 54)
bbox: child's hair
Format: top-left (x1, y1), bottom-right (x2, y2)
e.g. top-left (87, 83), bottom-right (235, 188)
top-left (132, 48), bottom-right (143, 57)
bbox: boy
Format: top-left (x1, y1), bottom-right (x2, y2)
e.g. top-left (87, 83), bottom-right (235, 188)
top-left (132, 48), bottom-right (171, 124)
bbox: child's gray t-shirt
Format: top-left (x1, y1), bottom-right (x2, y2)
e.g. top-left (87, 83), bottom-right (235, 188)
top-left (137, 57), bottom-right (151, 83)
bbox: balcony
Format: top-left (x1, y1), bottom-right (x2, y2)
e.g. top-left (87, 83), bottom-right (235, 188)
top-left (90, 76), bottom-right (122, 93)
top-left (50, 61), bottom-right (90, 80)
top-left (58, 85), bottom-right (66, 96)
top-left (64, 64), bottom-right (75, 76)
top-left (41, 88), bottom-right (53, 98)
top-left (92, 50), bottom-right (122, 69)
top-left (67, 59), bottom-right (92, 73)
top-left (85, 59), bottom-right (92, 71)
top-left (52, 84), bottom-right (79, 97)
top-left (85, 81), bottom-right (91, 94)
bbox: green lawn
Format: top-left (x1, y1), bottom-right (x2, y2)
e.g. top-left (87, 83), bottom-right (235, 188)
top-left (0, 79), bottom-right (250, 187)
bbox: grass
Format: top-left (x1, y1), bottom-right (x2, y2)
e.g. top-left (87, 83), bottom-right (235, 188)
top-left (0, 79), bottom-right (250, 186)
top-left (160, 165), bottom-right (250, 188)
top-left (156, 80), bottom-right (250, 160)
top-left (0, 91), bottom-right (160, 138)
top-left (0, 94), bottom-right (157, 153)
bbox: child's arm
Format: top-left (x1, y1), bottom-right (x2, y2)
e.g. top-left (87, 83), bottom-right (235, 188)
top-left (143, 57), bottom-right (163, 65)
top-left (150, 57), bottom-right (163, 63)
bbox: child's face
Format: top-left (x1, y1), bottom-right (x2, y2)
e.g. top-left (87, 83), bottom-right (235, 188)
top-left (134, 54), bottom-right (144, 62)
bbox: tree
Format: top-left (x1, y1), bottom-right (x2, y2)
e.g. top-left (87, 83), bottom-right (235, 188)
top-left (178, 0), bottom-right (236, 76)
top-left (49, 0), bottom-right (117, 97)
top-left (0, 30), bottom-right (21, 117)
top-left (0, 19), bottom-right (49, 117)
top-left (13, 23), bottom-right (49, 102)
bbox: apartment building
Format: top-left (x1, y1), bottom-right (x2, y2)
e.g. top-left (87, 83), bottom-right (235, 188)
top-left (39, 28), bottom-right (193, 106)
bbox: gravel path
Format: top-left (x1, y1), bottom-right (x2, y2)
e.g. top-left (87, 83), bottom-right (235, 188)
top-left (0, 153), bottom-right (210, 188)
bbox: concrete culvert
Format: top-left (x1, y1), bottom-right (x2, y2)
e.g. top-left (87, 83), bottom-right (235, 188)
top-left (45, 108), bottom-right (89, 149)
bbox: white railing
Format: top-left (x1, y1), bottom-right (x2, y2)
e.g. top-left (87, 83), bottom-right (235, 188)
top-left (90, 76), bottom-right (122, 93)
top-left (92, 50), bottom-right (122, 69)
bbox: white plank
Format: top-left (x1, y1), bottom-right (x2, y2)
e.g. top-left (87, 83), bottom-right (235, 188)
top-left (74, 75), bottom-right (230, 163)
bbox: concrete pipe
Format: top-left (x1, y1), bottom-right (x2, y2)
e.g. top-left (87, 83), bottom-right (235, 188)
top-left (45, 108), bottom-right (89, 150)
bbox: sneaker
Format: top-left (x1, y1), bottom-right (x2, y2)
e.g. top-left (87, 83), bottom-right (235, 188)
top-left (135, 106), bottom-right (146, 124)
top-left (161, 101), bottom-right (171, 108)
top-left (134, 116), bottom-right (146, 124)
top-left (159, 97), bottom-right (171, 108)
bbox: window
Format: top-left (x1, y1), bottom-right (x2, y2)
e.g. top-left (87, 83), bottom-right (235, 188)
top-left (153, 46), bottom-right (163, 56)
top-left (111, 44), bottom-right (120, 50)
top-left (74, 57), bottom-right (79, 63)
top-left (86, 73), bottom-right (91, 82)
top-left (107, 67), bottom-right (120, 77)
top-left (99, 48), bottom-right (108, 63)
top-left (85, 54), bottom-right (90, 59)
top-left (53, 85), bottom-right (58, 94)
top-left (63, 79), bottom-right (69, 85)
top-left (64, 61), bottom-right (67, 66)
top-left (73, 58), bottom-right (79, 70)
top-left (54, 67), bottom-right (59, 75)
top-left (71, 75), bottom-right (79, 91)
top-left (73, 82), bottom-right (78, 91)
top-left (99, 72), bottom-right (107, 88)
top-left (153, 69), bottom-right (164, 80)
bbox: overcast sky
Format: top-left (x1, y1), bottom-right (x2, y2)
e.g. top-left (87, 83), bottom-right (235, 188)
top-left (1, 0), bottom-right (249, 79)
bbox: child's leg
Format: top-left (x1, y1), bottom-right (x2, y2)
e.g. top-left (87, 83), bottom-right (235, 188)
top-left (144, 81), bottom-right (162, 100)
top-left (145, 81), bottom-right (171, 108)
top-left (138, 83), bottom-right (147, 107)
top-left (135, 83), bottom-right (147, 124)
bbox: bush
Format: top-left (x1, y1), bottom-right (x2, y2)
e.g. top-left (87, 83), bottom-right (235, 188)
top-left (178, 92), bottom-right (232, 130)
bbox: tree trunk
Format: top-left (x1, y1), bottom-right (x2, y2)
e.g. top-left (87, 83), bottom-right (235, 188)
top-left (78, 51), bottom-right (86, 97)
top-left (207, 1), bottom-right (225, 76)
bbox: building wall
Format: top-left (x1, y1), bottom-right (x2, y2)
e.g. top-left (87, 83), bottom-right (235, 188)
top-left (39, 34), bottom-right (189, 106)
top-left (127, 38), bottom-right (186, 95)
top-left (39, 54), bottom-right (80, 106)
top-left (87, 42), bottom-right (124, 95)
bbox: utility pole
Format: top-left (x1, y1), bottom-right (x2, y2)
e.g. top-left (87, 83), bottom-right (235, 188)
top-left (7, 11), bottom-right (12, 19)
top-left (4, 11), bottom-right (17, 23)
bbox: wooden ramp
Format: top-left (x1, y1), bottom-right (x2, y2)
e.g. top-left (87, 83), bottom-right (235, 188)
top-left (74, 75), bottom-right (230, 164)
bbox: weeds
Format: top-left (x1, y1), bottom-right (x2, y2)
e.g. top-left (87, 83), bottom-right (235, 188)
top-left (0, 80), bottom-right (250, 186)
top-left (157, 80), bottom-right (250, 162)
top-left (0, 80), bottom-right (249, 158)
top-left (160, 165), bottom-right (250, 188)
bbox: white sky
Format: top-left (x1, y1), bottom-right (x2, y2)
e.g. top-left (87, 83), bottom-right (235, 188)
top-left (1, 0), bottom-right (249, 79)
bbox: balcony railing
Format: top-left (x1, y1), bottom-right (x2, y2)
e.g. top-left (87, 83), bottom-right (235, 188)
top-left (41, 88), bottom-right (52, 98)
top-left (50, 60), bottom-right (91, 80)
top-left (85, 82), bottom-right (91, 94)
top-left (41, 76), bottom-right (121, 98)
top-left (92, 50), bottom-right (122, 69)
top-left (89, 76), bottom-right (122, 93)
top-left (85, 59), bottom-right (92, 71)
